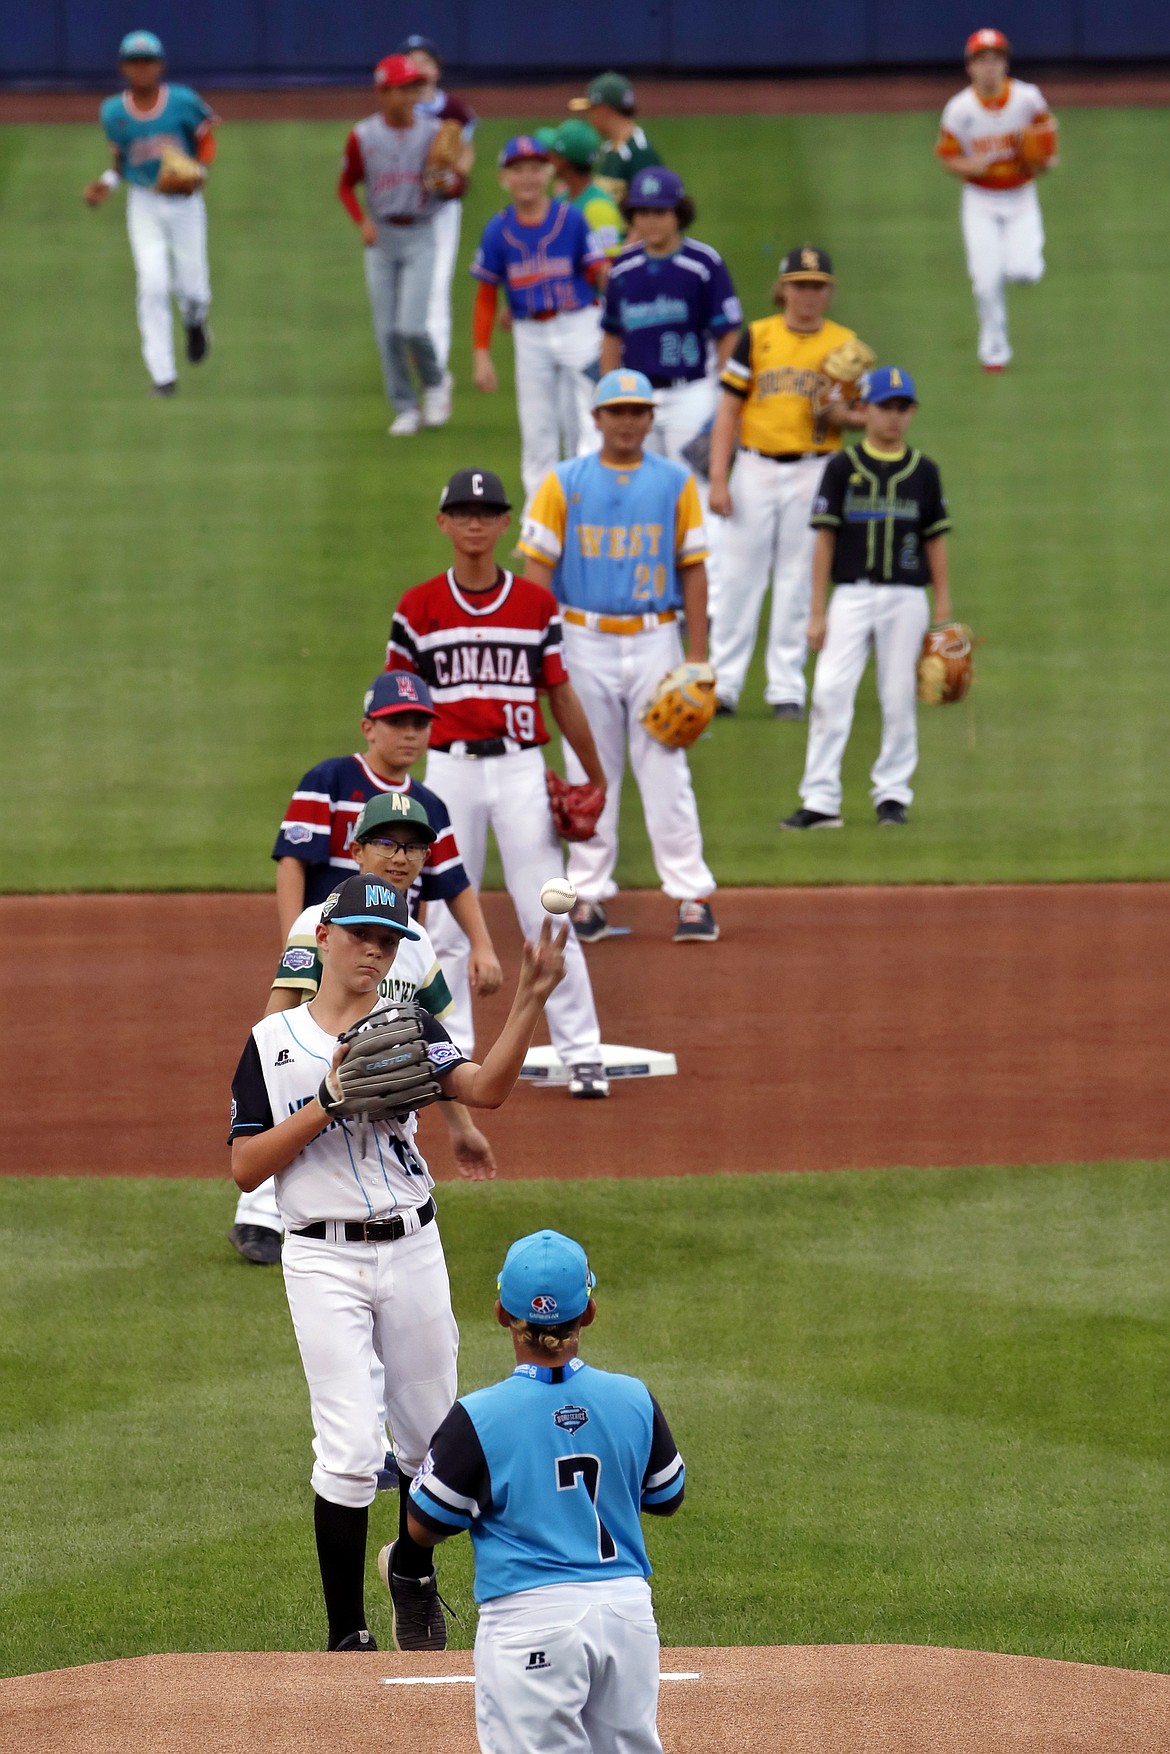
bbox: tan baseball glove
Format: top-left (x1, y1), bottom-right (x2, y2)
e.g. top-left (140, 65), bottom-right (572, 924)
top-left (821, 337), bottom-right (877, 390)
top-left (640, 662), bottom-right (717, 748)
top-left (156, 144), bottom-right (205, 196)
top-left (318, 1005), bottom-right (443, 1121)
top-left (423, 120), bottom-right (466, 196)
top-left (1017, 118), bottom-right (1059, 173)
top-left (917, 622), bottom-right (975, 706)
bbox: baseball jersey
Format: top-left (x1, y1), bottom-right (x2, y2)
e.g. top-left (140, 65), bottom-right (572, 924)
top-left (272, 896), bottom-right (454, 1018)
top-left (471, 201), bottom-right (602, 320)
top-left (594, 127), bottom-right (661, 204)
top-left (518, 452), bottom-right (707, 615)
top-left (409, 1357), bottom-right (685, 1603)
top-left (572, 182), bottom-right (625, 258)
top-left (811, 443), bottom-right (951, 586)
top-left (100, 85), bottom-right (213, 188)
top-left (416, 89), bottom-right (478, 140)
top-left (228, 1003), bottom-right (465, 1230)
top-left (342, 112), bottom-right (445, 221)
top-left (387, 571), bottom-right (569, 748)
top-left (720, 316), bottom-right (863, 456)
top-left (272, 759), bottom-right (469, 913)
top-left (937, 80), bottom-right (1053, 192)
top-left (602, 239), bottom-right (741, 381)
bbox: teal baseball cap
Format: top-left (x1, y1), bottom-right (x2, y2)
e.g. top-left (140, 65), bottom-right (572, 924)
top-left (119, 29), bottom-right (164, 60)
top-left (592, 368), bottom-right (655, 410)
top-left (498, 1230), bottom-right (596, 1324)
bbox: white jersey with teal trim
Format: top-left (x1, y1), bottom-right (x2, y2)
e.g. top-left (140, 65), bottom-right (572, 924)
top-left (100, 84), bottom-right (212, 188)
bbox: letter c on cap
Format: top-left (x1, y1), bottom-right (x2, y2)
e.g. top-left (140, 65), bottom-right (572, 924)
top-left (472, 473), bottom-right (484, 495)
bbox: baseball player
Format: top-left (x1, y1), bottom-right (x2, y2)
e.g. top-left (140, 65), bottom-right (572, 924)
top-left (471, 137), bottom-right (606, 503)
top-left (229, 878), bottom-right (568, 1653)
top-left (386, 468), bottom-right (612, 1098)
top-left (539, 122), bottom-right (626, 258)
top-left (936, 28), bottom-right (1058, 372)
top-left (338, 54), bottom-right (462, 435)
top-left (83, 30), bottom-right (216, 397)
top-left (780, 366), bottom-right (952, 830)
top-left (518, 371), bottom-right (718, 946)
top-left (567, 72), bottom-right (662, 205)
top-left (407, 1229), bottom-right (685, 1753)
top-left (395, 34), bottom-right (477, 377)
top-left (706, 246), bottom-right (869, 719)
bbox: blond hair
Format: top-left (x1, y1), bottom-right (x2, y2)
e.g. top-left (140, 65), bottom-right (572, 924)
top-left (506, 1313), bottom-right (581, 1355)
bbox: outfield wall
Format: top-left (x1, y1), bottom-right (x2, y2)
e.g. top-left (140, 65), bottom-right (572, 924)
top-left (3, 0), bottom-right (1170, 87)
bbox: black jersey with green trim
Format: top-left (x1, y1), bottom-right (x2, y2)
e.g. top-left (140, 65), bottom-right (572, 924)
top-left (811, 445), bottom-right (950, 586)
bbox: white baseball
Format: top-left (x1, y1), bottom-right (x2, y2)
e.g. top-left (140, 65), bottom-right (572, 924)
top-left (540, 878), bottom-right (577, 915)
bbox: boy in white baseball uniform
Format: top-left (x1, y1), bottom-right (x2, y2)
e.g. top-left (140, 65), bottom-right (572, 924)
top-left (936, 28), bottom-right (1058, 372)
top-left (229, 874), bottom-right (567, 1653)
top-left (780, 367), bottom-right (953, 831)
top-left (408, 1229), bottom-right (685, 1754)
top-left (83, 30), bottom-right (216, 396)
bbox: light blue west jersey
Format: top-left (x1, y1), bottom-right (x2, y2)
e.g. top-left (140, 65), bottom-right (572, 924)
top-left (409, 1357), bottom-right (685, 1603)
top-left (518, 450), bottom-right (707, 616)
top-left (100, 85), bottom-right (213, 188)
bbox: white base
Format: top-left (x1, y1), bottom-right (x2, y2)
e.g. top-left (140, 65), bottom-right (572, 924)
top-left (521, 1044), bottom-right (678, 1084)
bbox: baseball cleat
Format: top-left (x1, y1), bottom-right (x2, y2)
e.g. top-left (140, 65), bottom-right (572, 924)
top-left (185, 322), bottom-right (211, 364)
top-left (379, 1541), bottom-right (448, 1652)
top-left (569, 1063), bottom-right (610, 1099)
top-left (376, 1451), bottom-right (401, 1492)
top-left (779, 808), bottom-right (844, 831)
top-left (570, 900), bottom-right (610, 943)
top-left (421, 371), bottom-right (453, 427)
top-left (228, 1223), bottom-right (282, 1265)
top-left (151, 380), bottom-right (177, 397)
top-left (981, 363), bottom-right (1006, 374)
top-left (329, 1628), bottom-right (378, 1652)
top-left (673, 900), bottom-right (719, 943)
top-left (713, 700), bottom-right (736, 717)
top-left (876, 800), bottom-right (909, 826)
top-left (388, 408), bottom-right (422, 436)
top-left (771, 702), bottom-right (806, 721)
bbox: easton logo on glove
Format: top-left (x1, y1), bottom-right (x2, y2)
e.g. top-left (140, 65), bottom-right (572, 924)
top-left (917, 622), bottom-right (974, 706)
top-left (318, 1004), bottom-right (443, 1121)
top-left (640, 661), bottom-right (717, 748)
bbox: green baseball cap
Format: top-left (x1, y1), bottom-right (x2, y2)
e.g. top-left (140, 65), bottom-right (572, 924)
top-left (546, 119), bottom-right (602, 168)
top-left (569, 71), bottom-right (635, 115)
top-left (352, 793), bottom-right (437, 844)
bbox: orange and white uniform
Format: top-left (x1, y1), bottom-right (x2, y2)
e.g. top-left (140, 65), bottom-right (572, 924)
top-left (937, 78), bottom-right (1054, 366)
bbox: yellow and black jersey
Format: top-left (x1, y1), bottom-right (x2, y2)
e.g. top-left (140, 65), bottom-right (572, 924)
top-left (720, 315), bottom-right (863, 456)
top-left (811, 443), bottom-right (950, 586)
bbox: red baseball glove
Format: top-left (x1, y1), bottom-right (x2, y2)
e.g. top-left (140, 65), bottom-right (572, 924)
top-left (546, 770), bottom-right (605, 842)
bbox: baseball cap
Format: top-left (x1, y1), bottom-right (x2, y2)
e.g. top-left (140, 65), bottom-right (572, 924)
top-left (569, 72), bottom-right (636, 115)
top-left (397, 33), bottom-right (441, 63)
top-left (439, 467), bottom-right (511, 512)
top-left (863, 365), bottom-right (918, 405)
top-left (119, 29), bottom-right (164, 60)
top-left (374, 53), bottom-right (425, 89)
top-left (352, 792), bottom-right (437, 844)
top-left (965, 26), bottom-right (1011, 56)
top-left (545, 120), bottom-right (602, 169)
top-left (498, 1230), bottom-right (596, 1325)
top-left (626, 166), bottom-right (685, 210)
top-left (363, 670), bottom-right (436, 719)
top-left (592, 368), bottom-right (655, 410)
top-left (499, 134), bottom-right (550, 168)
top-left (778, 245), bottom-right (835, 283)
top-left (320, 872), bottom-right (420, 938)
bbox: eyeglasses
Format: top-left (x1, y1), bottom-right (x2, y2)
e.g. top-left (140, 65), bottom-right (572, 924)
top-left (362, 837), bottom-right (429, 858)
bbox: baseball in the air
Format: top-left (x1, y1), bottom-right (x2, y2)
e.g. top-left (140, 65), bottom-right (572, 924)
top-left (540, 878), bottom-right (577, 915)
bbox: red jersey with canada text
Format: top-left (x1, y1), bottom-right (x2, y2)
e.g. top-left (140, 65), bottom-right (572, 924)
top-left (386, 569), bottom-right (569, 749)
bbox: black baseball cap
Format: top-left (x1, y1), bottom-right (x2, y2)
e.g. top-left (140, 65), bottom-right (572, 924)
top-left (320, 873), bottom-right (420, 938)
top-left (778, 245), bottom-right (835, 283)
top-left (438, 468), bottom-right (511, 513)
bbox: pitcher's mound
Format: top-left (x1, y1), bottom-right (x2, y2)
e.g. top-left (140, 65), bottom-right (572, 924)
top-left (4, 1643), bottom-right (1168, 1752)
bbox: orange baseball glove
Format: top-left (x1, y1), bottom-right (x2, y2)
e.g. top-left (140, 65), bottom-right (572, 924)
top-left (1017, 118), bottom-right (1058, 173)
top-left (917, 623), bottom-right (974, 706)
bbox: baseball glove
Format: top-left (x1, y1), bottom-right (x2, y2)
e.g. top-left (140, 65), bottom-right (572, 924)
top-left (917, 622), bottom-right (975, 706)
top-left (156, 145), bottom-right (205, 196)
top-left (821, 337), bottom-right (877, 391)
top-left (423, 120), bottom-right (466, 197)
top-left (1017, 118), bottom-right (1058, 173)
top-left (546, 769), bottom-right (605, 842)
top-left (318, 1004), bottom-right (442, 1121)
top-left (640, 661), bottom-right (717, 748)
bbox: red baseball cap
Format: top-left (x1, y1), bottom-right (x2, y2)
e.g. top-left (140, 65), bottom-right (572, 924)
top-left (965, 27), bottom-right (1010, 57)
top-left (374, 53), bottom-right (425, 89)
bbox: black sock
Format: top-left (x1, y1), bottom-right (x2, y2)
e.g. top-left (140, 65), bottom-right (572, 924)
top-left (314, 1494), bottom-right (369, 1649)
top-left (391, 1488), bottom-right (434, 1579)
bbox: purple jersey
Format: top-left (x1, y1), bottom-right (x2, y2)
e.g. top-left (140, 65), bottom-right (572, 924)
top-left (601, 239), bottom-right (741, 381)
top-left (471, 200), bottom-right (601, 320)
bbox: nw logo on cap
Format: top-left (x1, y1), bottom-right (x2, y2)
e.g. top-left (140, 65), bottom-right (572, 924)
top-left (365, 883), bottom-right (396, 907)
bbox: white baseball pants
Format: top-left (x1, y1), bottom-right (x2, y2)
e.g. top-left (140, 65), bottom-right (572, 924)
top-left (281, 1222), bottom-right (458, 1508)
top-left (475, 1578), bottom-right (662, 1754)
top-left (427, 197), bottom-right (462, 372)
top-left (645, 377), bottom-right (723, 621)
top-left (126, 185), bottom-right (211, 387)
top-left (799, 583), bottom-right (931, 815)
top-left (561, 621), bottom-right (715, 903)
top-left (234, 1178), bottom-right (281, 1231)
top-left (513, 306), bottom-right (603, 504)
top-left (961, 181), bottom-right (1045, 368)
top-left (423, 746), bottom-right (603, 1065)
top-left (708, 450), bottom-right (827, 710)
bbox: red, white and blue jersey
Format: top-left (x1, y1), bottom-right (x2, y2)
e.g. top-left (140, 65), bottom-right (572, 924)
top-left (601, 239), bottom-right (741, 381)
top-left (471, 201), bottom-right (601, 320)
top-left (100, 84), bottom-right (213, 188)
top-left (272, 759), bottom-right (469, 912)
top-left (387, 570), bottom-right (569, 749)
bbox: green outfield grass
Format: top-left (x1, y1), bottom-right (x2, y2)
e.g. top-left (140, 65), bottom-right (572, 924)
top-left (2, 1164), bottom-right (1168, 1678)
top-left (0, 109), bottom-right (1165, 891)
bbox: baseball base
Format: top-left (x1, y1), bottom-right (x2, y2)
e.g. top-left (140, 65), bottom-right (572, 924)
top-left (521, 1044), bottom-right (678, 1084)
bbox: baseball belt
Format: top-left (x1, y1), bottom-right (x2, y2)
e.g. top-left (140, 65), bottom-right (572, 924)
top-left (292, 1196), bottom-right (436, 1244)
top-left (562, 608), bottom-right (677, 635)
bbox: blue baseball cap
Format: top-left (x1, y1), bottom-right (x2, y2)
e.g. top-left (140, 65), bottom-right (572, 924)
top-left (397, 33), bottom-right (441, 62)
top-left (592, 368), bottom-right (655, 410)
top-left (499, 135), bottom-right (550, 168)
top-left (363, 671), bottom-right (436, 719)
top-left (498, 1230), bottom-right (596, 1325)
top-left (119, 29), bottom-right (164, 60)
top-left (626, 166), bottom-right (685, 209)
top-left (864, 365), bottom-right (918, 405)
top-left (320, 873), bottom-right (420, 938)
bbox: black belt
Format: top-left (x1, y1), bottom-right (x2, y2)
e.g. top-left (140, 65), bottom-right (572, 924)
top-left (293, 1196), bottom-right (435, 1244)
top-left (382, 216), bottom-right (416, 227)
top-left (646, 374), bottom-right (694, 390)
top-left (742, 448), bottom-right (820, 463)
top-left (433, 737), bottom-right (514, 758)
